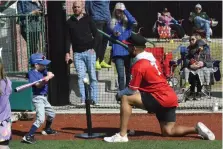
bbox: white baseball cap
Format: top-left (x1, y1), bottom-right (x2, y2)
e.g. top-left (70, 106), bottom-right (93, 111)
top-left (115, 2), bottom-right (125, 10)
top-left (195, 4), bottom-right (202, 9)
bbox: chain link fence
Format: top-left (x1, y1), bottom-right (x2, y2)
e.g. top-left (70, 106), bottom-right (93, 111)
top-left (1, 1), bottom-right (221, 110)
top-left (65, 1), bottom-right (222, 110)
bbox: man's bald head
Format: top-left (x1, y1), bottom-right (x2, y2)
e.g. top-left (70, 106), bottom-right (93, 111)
top-left (72, 1), bottom-right (84, 15)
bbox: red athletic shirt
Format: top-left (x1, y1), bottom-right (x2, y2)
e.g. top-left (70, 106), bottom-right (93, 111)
top-left (129, 59), bottom-right (178, 107)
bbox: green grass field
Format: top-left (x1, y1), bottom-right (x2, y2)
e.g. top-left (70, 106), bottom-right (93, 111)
top-left (10, 140), bottom-right (222, 149)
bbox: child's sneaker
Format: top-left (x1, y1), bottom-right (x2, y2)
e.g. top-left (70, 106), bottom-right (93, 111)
top-left (104, 133), bottom-right (128, 143)
top-left (22, 135), bottom-right (36, 144)
top-left (41, 128), bottom-right (57, 135)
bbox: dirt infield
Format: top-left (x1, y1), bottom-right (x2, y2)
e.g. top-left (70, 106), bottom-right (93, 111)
top-left (12, 113), bottom-right (222, 141)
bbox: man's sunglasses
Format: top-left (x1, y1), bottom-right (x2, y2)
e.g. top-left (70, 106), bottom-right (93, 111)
top-left (189, 38), bottom-right (196, 41)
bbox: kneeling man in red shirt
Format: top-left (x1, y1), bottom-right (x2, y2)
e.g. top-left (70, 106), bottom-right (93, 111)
top-left (104, 34), bottom-right (215, 142)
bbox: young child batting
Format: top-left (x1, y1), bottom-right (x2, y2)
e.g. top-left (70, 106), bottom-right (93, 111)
top-left (0, 62), bottom-right (13, 149)
top-left (22, 53), bottom-right (57, 144)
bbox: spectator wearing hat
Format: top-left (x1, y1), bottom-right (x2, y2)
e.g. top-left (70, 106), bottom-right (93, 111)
top-left (22, 53), bottom-right (57, 144)
top-left (108, 2), bottom-right (137, 91)
top-left (158, 8), bottom-right (187, 38)
top-left (189, 3), bottom-right (218, 42)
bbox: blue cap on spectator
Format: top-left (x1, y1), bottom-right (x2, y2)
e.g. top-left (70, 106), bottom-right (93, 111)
top-left (29, 53), bottom-right (51, 65)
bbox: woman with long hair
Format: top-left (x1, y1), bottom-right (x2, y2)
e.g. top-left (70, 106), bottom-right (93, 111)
top-left (109, 2), bottom-right (137, 90)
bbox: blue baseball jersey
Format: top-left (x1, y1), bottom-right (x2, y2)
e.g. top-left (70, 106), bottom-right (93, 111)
top-left (28, 69), bottom-right (48, 95)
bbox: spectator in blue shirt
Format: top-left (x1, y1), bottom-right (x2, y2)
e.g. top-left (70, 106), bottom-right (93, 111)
top-left (109, 2), bottom-right (137, 90)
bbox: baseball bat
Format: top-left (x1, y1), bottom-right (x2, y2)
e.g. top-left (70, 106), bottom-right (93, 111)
top-left (14, 79), bottom-right (44, 92)
top-left (97, 29), bottom-right (128, 49)
top-left (97, 29), bottom-right (155, 48)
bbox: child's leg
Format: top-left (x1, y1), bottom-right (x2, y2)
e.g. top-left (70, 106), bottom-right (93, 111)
top-left (28, 96), bottom-right (46, 136)
top-left (44, 97), bottom-right (56, 130)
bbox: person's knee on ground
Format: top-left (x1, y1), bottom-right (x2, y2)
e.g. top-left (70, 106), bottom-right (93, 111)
top-left (162, 128), bottom-right (174, 137)
top-left (160, 122), bottom-right (175, 137)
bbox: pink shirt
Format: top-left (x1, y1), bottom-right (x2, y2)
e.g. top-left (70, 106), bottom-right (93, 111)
top-left (158, 15), bottom-right (174, 25)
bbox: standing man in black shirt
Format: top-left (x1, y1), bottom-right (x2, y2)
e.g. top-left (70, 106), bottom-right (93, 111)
top-left (65, 1), bottom-right (98, 105)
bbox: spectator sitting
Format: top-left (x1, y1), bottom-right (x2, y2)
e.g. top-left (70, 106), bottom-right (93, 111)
top-left (108, 2), bottom-right (137, 91)
top-left (189, 3), bottom-right (218, 42)
top-left (158, 8), bottom-right (188, 39)
top-left (185, 39), bottom-right (213, 100)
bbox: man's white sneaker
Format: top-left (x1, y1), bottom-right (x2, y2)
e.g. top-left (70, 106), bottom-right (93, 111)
top-left (104, 133), bottom-right (128, 143)
top-left (196, 122), bottom-right (215, 140)
top-left (211, 20), bottom-right (218, 27)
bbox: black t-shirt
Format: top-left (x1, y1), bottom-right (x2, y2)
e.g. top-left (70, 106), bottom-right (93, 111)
top-left (66, 15), bottom-right (98, 53)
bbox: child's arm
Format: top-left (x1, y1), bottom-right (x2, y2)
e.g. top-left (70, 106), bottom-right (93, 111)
top-left (28, 71), bottom-right (54, 88)
top-left (35, 72), bottom-right (54, 88)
